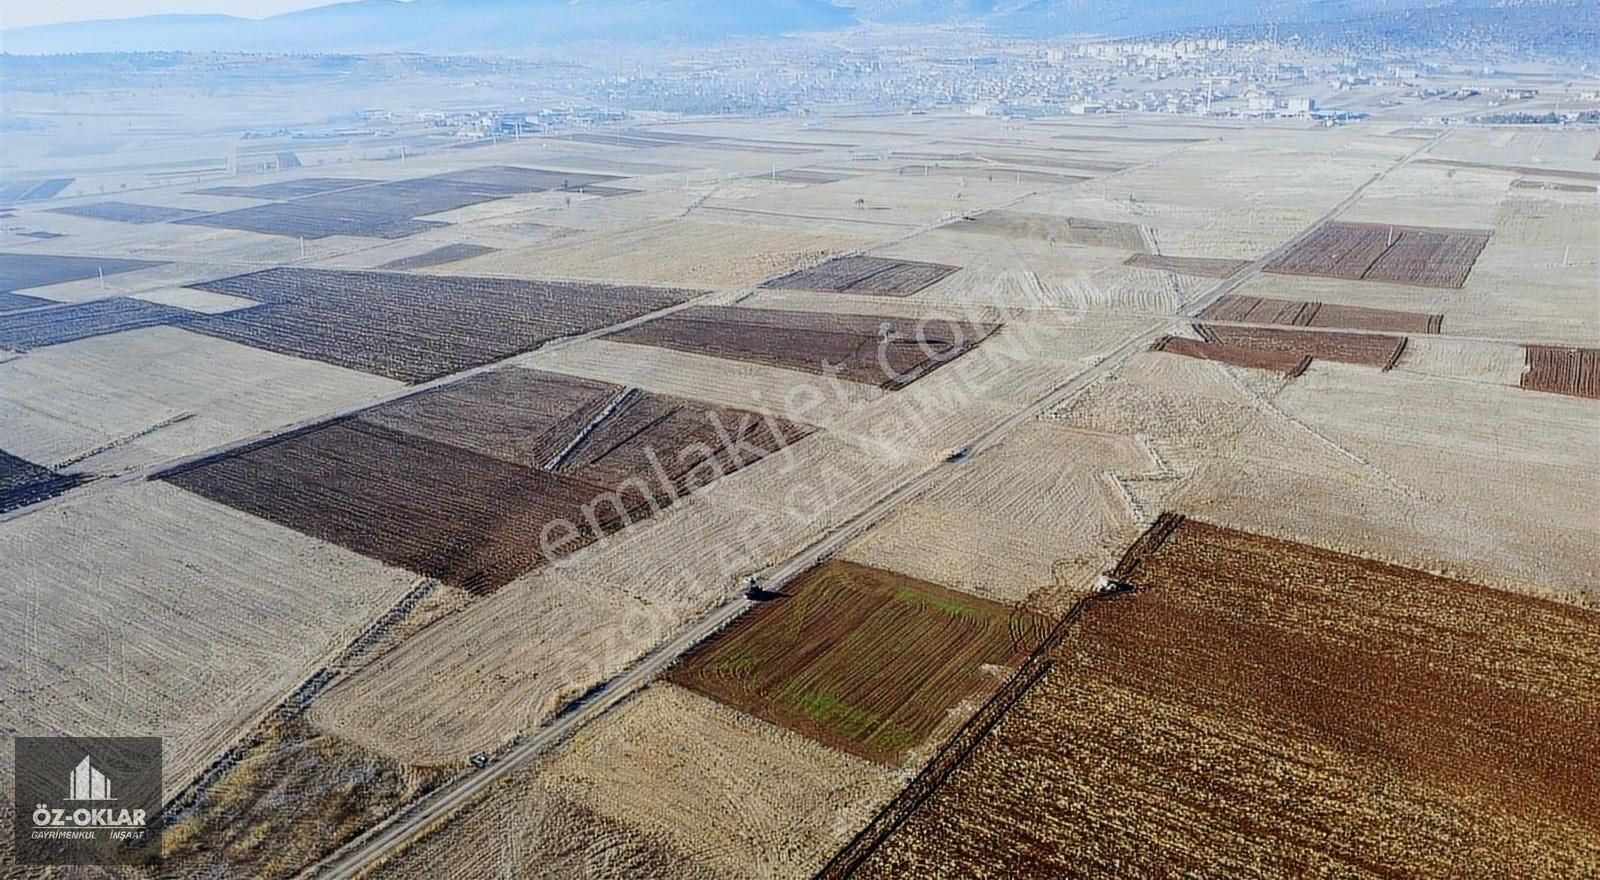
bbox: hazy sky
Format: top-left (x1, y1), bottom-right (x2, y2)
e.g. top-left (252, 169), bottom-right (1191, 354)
top-left (1, 0), bottom-right (341, 30)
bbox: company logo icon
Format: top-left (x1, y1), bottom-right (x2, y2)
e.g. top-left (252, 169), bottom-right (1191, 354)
top-left (66, 756), bottom-right (116, 802)
top-left (12, 736), bottom-right (162, 866)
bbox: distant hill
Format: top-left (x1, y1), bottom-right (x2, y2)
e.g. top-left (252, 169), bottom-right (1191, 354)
top-left (0, 0), bottom-right (858, 54)
top-left (1, 0), bottom-right (1586, 53)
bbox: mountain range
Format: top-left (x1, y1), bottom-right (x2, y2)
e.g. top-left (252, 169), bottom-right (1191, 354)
top-left (0, 0), bottom-right (1576, 54)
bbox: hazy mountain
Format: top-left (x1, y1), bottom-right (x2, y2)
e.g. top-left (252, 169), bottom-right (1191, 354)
top-left (0, 0), bottom-right (1575, 53)
top-left (0, 0), bottom-right (858, 54)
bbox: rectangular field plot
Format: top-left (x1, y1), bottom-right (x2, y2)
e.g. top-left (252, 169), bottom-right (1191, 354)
top-left (1265, 221), bottom-right (1490, 288)
top-left (760, 255), bottom-right (958, 296)
top-left (164, 367), bottom-right (807, 593)
top-left (948, 211), bottom-right (1146, 250)
top-left (1124, 253), bottom-right (1248, 278)
top-left (0, 177), bottom-right (73, 205)
top-left (667, 560), bottom-right (1047, 765)
top-left (0, 252), bottom-right (162, 293)
top-left (605, 304), bottom-right (999, 390)
top-left (47, 201), bottom-right (207, 224)
top-left (1522, 345), bottom-right (1600, 399)
top-left (0, 297), bottom-right (197, 351)
top-left (1150, 336), bottom-right (1311, 377)
top-left (1197, 324), bottom-right (1408, 369)
top-left (1200, 294), bottom-right (1442, 333)
top-left (755, 169), bottom-right (850, 184)
top-left (193, 177), bottom-right (379, 199)
top-left (376, 243), bottom-right (498, 270)
top-left (1, 449), bottom-right (88, 513)
top-left (187, 267), bottom-right (690, 383)
top-left (179, 167), bottom-right (624, 239)
top-left (850, 516), bottom-right (1600, 879)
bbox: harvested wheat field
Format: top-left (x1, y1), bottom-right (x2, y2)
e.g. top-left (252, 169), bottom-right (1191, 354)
top-left (1123, 252), bottom-right (1247, 277)
top-left (536, 683), bottom-right (899, 879)
top-left (606, 304), bottom-right (999, 390)
top-left (947, 210), bottom-right (1146, 250)
top-left (0, 480), bottom-right (421, 794)
top-left (668, 560), bottom-right (1047, 765)
top-left (1522, 344), bottom-right (1600, 399)
top-left (0, 326), bottom-right (402, 476)
top-left (843, 421), bottom-right (1150, 608)
top-left (849, 516), bottom-right (1600, 878)
top-left (448, 219), bottom-right (870, 288)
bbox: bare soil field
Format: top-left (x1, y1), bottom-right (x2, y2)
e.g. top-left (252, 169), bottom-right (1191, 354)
top-left (375, 243), bottom-right (497, 270)
top-left (607, 304), bottom-right (998, 390)
top-left (1197, 323), bottom-right (1409, 369)
top-left (0, 251), bottom-right (162, 293)
top-left (1265, 220), bottom-right (1491, 288)
top-left (447, 219), bottom-right (869, 289)
top-left (1522, 345), bottom-right (1600, 399)
top-left (189, 267), bottom-right (691, 382)
top-left (667, 560), bottom-right (1047, 765)
top-left (194, 177), bottom-right (379, 199)
top-left (761, 254), bottom-right (959, 296)
top-left (165, 367), bottom-right (806, 593)
top-left (178, 166), bottom-right (625, 239)
top-left (0, 296), bottom-right (197, 350)
top-left (1392, 335), bottom-right (1529, 387)
top-left (853, 517), bottom-right (1600, 878)
top-left (1149, 335), bottom-right (1311, 377)
top-left (0, 326), bottom-right (401, 477)
top-left (47, 200), bottom-right (207, 224)
top-left (0, 449), bottom-right (88, 513)
top-left (947, 210), bottom-right (1146, 250)
top-left (1512, 178), bottom-right (1597, 194)
top-left (0, 292), bottom-right (53, 312)
top-left (0, 480), bottom-right (421, 794)
top-left (1200, 294), bottom-right (1442, 333)
top-left (1123, 252), bottom-right (1247, 277)
top-left (537, 683), bottom-right (899, 879)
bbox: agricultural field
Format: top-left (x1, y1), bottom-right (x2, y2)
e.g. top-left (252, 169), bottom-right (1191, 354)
top-left (1523, 345), bottom-right (1600, 399)
top-left (164, 367), bottom-right (808, 593)
top-left (1264, 220), bottom-right (1491, 288)
top-left (446, 219), bottom-right (869, 289)
top-left (851, 517), bottom-right (1600, 878)
top-left (1151, 323), bottom-right (1409, 376)
top-left (1199, 294), bottom-right (1442, 333)
top-left (0, 251), bottom-right (163, 294)
top-left (667, 560), bottom-right (1048, 765)
top-left (0, 296), bottom-right (196, 350)
top-left (194, 177), bottom-right (380, 199)
top-left (47, 201), bottom-right (207, 224)
top-left (1123, 252), bottom-right (1248, 277)
top-left (761, 254), bottom-right (959, 296)
top-left (606, 304), bottom-right (998, 389)
top-left (945, 210), bottom-right (1147, 250)
top-left (0, 449), bottom-right (87, 513)
top-left (375, 242), bottom-right (497, 270)
top-left (187, 267), bottom-right (691, 382)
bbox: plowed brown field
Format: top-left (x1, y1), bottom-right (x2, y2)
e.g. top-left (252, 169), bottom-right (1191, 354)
top-left (1200, 294), bottom-right (1442, 333)
top-left (850, 516), bottom-right (1600, 878)
top-left (1522, 345), bottom-right (1600, 399)
top-left (1265, 220), bottom-right (1490, 288)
